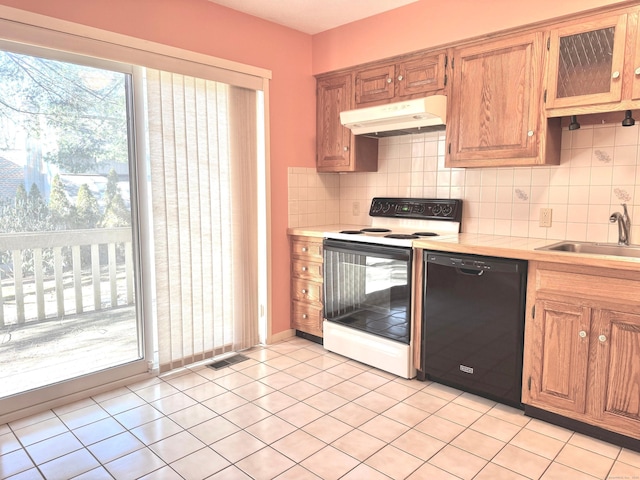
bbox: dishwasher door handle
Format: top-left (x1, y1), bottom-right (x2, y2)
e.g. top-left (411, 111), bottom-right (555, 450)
top-left (457, 267), bottom-right (484, 276)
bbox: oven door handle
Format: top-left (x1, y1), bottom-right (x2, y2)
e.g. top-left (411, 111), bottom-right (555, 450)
top-left (323, 239), bottom-right (411, 261)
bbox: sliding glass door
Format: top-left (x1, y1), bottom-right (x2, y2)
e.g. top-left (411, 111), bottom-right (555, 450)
top-left (0, 44), bottom-right (149, 417)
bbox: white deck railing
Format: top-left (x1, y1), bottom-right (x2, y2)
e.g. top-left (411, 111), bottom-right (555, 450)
top-left (0, 227), bottom-right (134, 326)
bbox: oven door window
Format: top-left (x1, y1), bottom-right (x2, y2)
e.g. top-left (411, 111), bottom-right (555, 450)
top-left (323, 240), bottom-right (412, 344)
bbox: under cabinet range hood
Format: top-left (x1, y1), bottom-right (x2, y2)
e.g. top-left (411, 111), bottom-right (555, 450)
top-left (340, 95), bottom-right (446, 136)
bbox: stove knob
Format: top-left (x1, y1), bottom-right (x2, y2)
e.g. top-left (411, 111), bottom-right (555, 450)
top-left (415, 204), bottom-right (425, 214)
top-left (442, 205), bottom-right (453, 216)
top-left (381, 202), bottom-right (391, 213)
top-left (371, 201), bottom-right (382, 213)
top-left (432, 204), bottom-right (442, 216)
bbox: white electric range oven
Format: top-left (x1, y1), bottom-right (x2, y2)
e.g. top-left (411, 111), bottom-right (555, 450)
top-left (322, 197), bottom-right (462, 379)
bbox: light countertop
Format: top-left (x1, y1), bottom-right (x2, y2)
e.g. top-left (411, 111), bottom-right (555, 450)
top-left (288, 226), bottom-right (640, 271)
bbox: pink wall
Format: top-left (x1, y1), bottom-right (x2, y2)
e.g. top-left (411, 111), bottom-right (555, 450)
top-left (312, 0), bottom-right (630, 74)
top-left (0, 0), bottom-right (316, 337)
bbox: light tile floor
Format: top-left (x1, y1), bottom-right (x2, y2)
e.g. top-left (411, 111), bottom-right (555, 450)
top-left (1, 336), bottom-right (640, 480)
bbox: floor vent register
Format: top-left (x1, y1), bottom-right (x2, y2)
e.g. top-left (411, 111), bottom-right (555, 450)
top-left (207, 354), bottom-right (250, 370)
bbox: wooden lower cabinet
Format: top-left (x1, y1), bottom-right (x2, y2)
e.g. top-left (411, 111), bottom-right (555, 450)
top-left (290, 235), bottom-right (324, 337)
top-left (527, 299), bottom-right (591, 415)
top-left (591, 308), bottom-right (640, 434)
top-left (522, 262), bottom-right (640, 440)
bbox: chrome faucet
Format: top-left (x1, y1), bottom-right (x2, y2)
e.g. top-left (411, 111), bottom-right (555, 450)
top-left (609, 203), bottom-right (631, 246)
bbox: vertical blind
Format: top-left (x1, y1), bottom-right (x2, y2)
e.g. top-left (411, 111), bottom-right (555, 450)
top-left (147, 69), bottom-right (260, 372)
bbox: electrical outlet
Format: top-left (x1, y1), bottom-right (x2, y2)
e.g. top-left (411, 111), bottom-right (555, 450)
top-left (539, 208), bottom-right (552, 227)
top-left (352, 201), bottom-right (360, 216)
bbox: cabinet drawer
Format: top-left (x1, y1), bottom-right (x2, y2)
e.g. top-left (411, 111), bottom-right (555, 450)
top-left (292, 259), bottom-right (322, 280)
top-left (291, 238), bottom-right (323, 260)
top-left (292, 300), bottom-right (323, 336)
top-left (292, 278), bottom-right (322, 304)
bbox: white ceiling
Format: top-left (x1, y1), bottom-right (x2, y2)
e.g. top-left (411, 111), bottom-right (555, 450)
top-left (207, 0), bottom-right (420, 35)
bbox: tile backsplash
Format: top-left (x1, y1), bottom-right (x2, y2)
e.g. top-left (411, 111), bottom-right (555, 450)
top-left (289, 122), bottom-right (639, 244)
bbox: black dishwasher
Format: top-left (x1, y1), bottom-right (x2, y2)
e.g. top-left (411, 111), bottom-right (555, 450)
top-left (422, 251), bottom-right (527, 408)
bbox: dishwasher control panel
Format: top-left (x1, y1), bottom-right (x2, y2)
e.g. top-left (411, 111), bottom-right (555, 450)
top-left (447, 257), bottom-right (493, 271)
top-left (425, 252), bottom-right (526, 274)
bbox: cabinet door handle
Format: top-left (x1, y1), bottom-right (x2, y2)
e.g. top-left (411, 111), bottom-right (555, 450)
top-left (386, 77), bottom-right (392, 84)
top-left (301, 266), bottom-right (308, 272)
top-left (635, 67), bottom-right (640, 75)
top-left (343, 146), bottom-right (349, 152)
top-left (301, 289), bottom-right (307, 294)
top-left (598, 334), bottom-right (607, 342)
top-left (579, 330), bottom-right (587, 338)
top-left (302, 314), bottom-right (308, 319)
top-left (397, 75), bottom-right (404, 81)
top-left (301, 247), bottom-right (308, 252)
top-left (612, 71), bottom-right (620, 79)
top-left (527, 130), bottom-right (534, 137)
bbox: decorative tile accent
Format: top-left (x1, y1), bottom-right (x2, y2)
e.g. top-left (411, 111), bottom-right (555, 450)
top-left (594, 149), bottom-right (612, 163)
top-left (514, 188), bottom-right (529, 201)
top-left (614, 187), bottom-right (632, 202)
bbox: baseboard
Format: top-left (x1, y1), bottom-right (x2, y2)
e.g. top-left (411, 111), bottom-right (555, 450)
top-left (295, 330), bottom-right (323, 345)
top-left (268, 328), bottom-right (295, 344)
top-left (524, 405), bottom-right (640, 452)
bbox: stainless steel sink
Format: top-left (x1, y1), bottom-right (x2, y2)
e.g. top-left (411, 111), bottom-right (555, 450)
top-left (536, 241), bottom-right (640, 258)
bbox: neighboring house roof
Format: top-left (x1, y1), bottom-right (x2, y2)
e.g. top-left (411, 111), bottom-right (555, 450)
top-left (0, 157), bottom-right (24, 201)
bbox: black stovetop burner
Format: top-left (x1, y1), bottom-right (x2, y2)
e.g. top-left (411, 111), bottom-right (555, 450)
top-left (339, 230), bottom-right (441, 239)
top-left (385, 234), bottom-right (419, 239)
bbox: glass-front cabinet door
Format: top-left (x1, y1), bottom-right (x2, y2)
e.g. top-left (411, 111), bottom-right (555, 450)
top-left (546, 14), bottom-right (628, 109)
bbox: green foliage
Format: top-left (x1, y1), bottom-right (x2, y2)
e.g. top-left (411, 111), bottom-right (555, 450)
top-left (0, 50), bottom-right (129, 173)
top-left (48, 174), bottom-right (76, 229)
top-left (0, 183), bottom-right (51, 233)
top-left (76, 184), bottom-right (100, 229)
top-left (0, 172), bottom-right (131, 278)
top-left (99, 168), bottom-right (131, 227)
top-left (0, 183), bottom-right (55, 277)
top-left (105, 168), bottom-right (119, 201)
top-left (101, 191), bottom-right (131, 228)
top-left (15, 183), bottom-right (27, 206)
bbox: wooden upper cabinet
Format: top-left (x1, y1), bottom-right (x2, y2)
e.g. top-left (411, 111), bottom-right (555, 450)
top-left (545, 7), bottom-right (640, 114)
top-left (317, 73), bottom-right (351, 169)
top-left (630, 10), bottom-right (640, 101)
top-left (397, 54), bottom-right (446, 97)
top-left (316, 73), bottom-right (378, 173)
top-left (355, 64), bottom-right (395, 105)
top-left (446, 32), bottom-right (560, 168)
top-left (546, 13), bottom-right (628, 110)
top-left (355, 52), bottom-right (447, 106)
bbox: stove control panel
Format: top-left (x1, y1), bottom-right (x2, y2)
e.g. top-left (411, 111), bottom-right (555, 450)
top-left (369, 198), bottom-right (462, 221)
